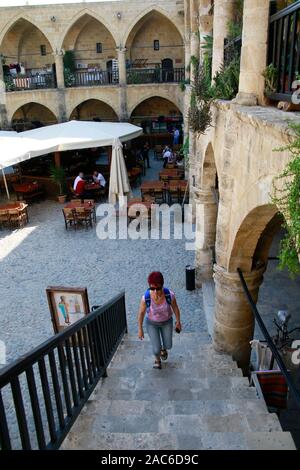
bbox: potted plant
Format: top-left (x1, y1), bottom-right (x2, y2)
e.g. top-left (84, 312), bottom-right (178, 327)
top-left (50, 165), bottom-right (67, 203)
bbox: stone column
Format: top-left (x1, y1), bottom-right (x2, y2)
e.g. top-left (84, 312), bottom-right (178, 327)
top-left (0, 60), bottom-right (8, 129)
top-left (213, 265), bottom-right (265, 370)
top-left (235, 0), bottom-right (270, 105)
top-left (54, 51), bottom-right (67, 123)
top-left (194, 188), bottom-right (218, 286)
top-left (190, 0), bottom-right (200, 83)
top-left (199, 0), bottom-right (213, 65)
top-left (54, 51), bottom-right (65, 89)
top-left (184, 0), bottom-right (191, 79)
top-left (117, 47), bottom-right (128, 121)
top-left (211, 0), bottom-right (235, 79)
top-left (117, 47), bottom-right (127, 86)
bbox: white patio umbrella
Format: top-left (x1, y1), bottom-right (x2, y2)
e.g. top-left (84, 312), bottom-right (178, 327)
top-left (0, 122), bottom-right (143, 199)
top-left (108, 138), bottom-right (131, 206)
top-left (0, 133), bottom-right (57, 199)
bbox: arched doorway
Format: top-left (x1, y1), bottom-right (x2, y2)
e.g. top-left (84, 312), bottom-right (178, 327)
top-left (62, 14), bottom-right (117, 85)
top-left (11, 102), bottom-right (57, 131)
top-left (213, 204), bottom-right (293, 369)
top-left (161, 58), bottom-right (174, 82)
top-left (195, 143), bottom-right (219, 285)
top-left (130, 96), bottom-right (182, 145)
top-left (1, 18), bottom-right (54, 88)
top-left (69, 99), bottom-right (118, 122)
top-left (125, 10), bottom-right (184, 82)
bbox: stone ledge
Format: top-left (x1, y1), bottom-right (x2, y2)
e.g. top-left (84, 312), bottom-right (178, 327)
top-left (213, 99), bottom-right (300, 138)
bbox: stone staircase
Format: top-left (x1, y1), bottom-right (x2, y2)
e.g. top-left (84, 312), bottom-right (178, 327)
top-left (62, 332), bottom-right (296, 450)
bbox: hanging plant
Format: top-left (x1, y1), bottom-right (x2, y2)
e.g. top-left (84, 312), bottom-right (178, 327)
top-left (188, 92), bottom-right (212, 135)
top-left (272, 123), bottom-right (300, 277)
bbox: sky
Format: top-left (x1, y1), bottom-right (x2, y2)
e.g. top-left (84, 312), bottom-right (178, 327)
top-left (0, 0), bottom-right (118, 6)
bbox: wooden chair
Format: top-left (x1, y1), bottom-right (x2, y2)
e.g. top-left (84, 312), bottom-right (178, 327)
top-left (0, 211), bottom-right (10, 229)
top-left (154, 145), bottom-right (163, 160)
top-left (169, 182), bottom-right (180, 204)
top-left (154, 188), bottom-right (165, 204)
top-left (62, 208), bottom-right (76, 230)
top-left (83, 200), bottom-right (96, 222)
top-left (8, 209), bottom-right (27, 229)
top-left (141, 190), bottom-right (155, 202)
top-left (74, 207), bottom-right (93, 229)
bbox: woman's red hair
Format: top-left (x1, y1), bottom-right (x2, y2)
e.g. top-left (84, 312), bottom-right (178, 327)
top-left (148, 271), bottom-right (164, 286)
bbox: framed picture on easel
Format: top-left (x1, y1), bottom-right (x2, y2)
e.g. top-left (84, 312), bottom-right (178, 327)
top-left (46, 286), bottom-right (90, 334)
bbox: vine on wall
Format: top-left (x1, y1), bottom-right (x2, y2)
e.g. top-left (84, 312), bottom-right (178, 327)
top-left (272, 123), bottom-right (300, 277)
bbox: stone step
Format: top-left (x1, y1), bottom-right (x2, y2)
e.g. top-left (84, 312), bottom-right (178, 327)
top-left (81, 398), bottom-right (269, 418)
top-left (90, 376), bottom-right (257, 401)
top-left (107, 364), bottom-right (243, 378)
top-left (62, 431), bottom-right (296, 450)
top-left (113, 345), bottom-right (239, 370)
top-left (63, 412), bottom-right (282, 435)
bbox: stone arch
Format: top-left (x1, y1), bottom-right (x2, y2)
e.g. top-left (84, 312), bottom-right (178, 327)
top-left (11, 102), bottom-right (58, 131)
top-left (0, 14), bottom-right (54, 49)
top-left (201, 142), bottom-right (218, 190)
top-left (124, 8), bottom-right (184, 69)
top-left (69, 99), bottom-right (119, 122)
top-left (9, 99), bottom-right (58, 123)
top-left (123, 7), bottom-right (184, 46)
top-left (69, 95), bottom-right (119, 121)
top-left (58, 9), bottom-right (118, 51)
top-left (228, 204), bottom-right (280, 273)
top-left (0, 16), bottom-right (54, 69)
top-left (129, 94), bottom-right (183, 118)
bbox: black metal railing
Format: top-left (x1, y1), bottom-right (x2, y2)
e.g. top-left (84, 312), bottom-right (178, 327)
top-left (5, 73), bottom-right (56, 92)
top-left (237, 268), bottom-right (300, 408)
top-left (0, 291), bottom-right (127, 450)
top-left (126, 67), bottom-right (185, 85)
top-left (66, 70), bottom-right (119, 88)
top-left (267, 1), bottom-right (300, 101)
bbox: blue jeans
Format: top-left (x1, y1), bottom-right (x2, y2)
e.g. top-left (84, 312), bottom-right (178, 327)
top-left (146, 317), bottom-right (173, 357)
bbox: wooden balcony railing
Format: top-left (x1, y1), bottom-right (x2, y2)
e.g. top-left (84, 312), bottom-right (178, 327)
top-left (126, 67), bottom-right (185, 85)
top-left (267, 1), bottom-right (300, 101)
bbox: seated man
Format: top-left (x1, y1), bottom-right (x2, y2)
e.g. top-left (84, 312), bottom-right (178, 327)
top-left (92, 170), bottom-right (106, 189)
top-left (73, 172), bottom-right (86, 197)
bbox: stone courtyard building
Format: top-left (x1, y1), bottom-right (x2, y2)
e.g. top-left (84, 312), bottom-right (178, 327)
top-left (1, 0), bottom-right (300, 373)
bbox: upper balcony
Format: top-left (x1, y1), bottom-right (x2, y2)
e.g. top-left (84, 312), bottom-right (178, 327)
top-left (1, 10), bottom-right (184, 93)
top-left (126, 66), bottom-right (185, 85)
top-left (266, 1), bottom-right (300, 103)
top-left (5, 72), bottom-right (56, 92)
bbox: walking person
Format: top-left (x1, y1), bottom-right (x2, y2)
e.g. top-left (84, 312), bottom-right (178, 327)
top-left (142, 142), bottom-right (151, 169)
top-left (138, 271), bottom-right (182, 369)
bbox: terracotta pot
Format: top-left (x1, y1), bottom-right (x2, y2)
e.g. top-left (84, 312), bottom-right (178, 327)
top-left (57, 195), bottom-right (67, 204)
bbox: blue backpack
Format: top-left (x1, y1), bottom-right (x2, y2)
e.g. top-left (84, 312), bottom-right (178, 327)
top-left (144, 288), bottom-right (172, 312)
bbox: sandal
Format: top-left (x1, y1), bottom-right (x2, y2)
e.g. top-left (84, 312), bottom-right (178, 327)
top-left (160, 349), bottom-right (168, 361)
top-left (153, 359), bottom-right (162, 369)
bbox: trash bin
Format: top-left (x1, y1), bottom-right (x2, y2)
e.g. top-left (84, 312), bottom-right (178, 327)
top-left (186, 265), bottom-right (195, 291)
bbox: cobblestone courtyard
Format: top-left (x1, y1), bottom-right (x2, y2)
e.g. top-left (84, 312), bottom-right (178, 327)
top-left (0, 155), bottom-right (206, 366)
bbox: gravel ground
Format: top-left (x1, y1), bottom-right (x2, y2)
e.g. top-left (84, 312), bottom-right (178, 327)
top-left (0, 153), bottom-right (206, 367)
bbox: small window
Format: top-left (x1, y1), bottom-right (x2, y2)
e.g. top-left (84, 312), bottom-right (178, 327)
top-left (154, 40), bottom-right (160, 51)
top-left (40, 45), bottom-right (46, 56)
top-left (96, 43), bottom-right (102, 54)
